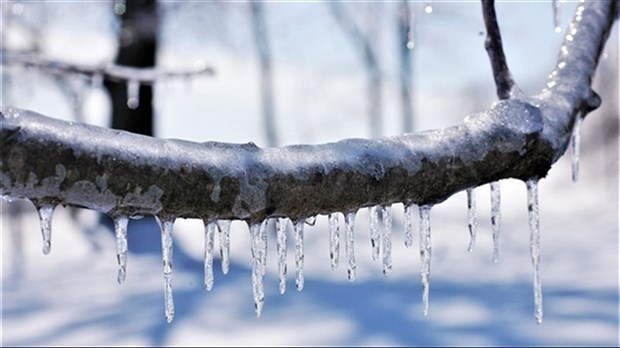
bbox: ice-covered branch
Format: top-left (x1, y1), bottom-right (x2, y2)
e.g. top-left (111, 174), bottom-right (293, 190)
top-left (1, 50), bottom-right (215, 84)
top-left (0, 1), bottom-right (615, 224)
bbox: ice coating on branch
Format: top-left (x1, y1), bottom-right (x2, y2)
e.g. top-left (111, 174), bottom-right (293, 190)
top-left (36, 204), bottom-right (55, 255)
top-left (276, 218), bottom-right (288, 294)
top-left (345, 211), bottom-right (357, 281)
top-left (466, 188), bottom-right (477, 252)
top-left (369, 205), bottom-right (380, 261)
top-left (526, 179), bottom-right (543, 324)
top-left (204, 221), bottom-right (216, 291)
top-left (571, 116), bottom-right (582, 182)
top-left (328, 213), bottom-right (340, 270)
top-left (250, 223), bottom-right (265, 317)
top-left (217, 220), bottom-right (231, 274)
top-left (157, 217), bottom-right (175, 323)
top-left (294, 221), bottom-right (305, 291)
top-left (404, 203), bottom-right (414, 248)
top-left (114, 215), bottom-right (129, 284)
top-left (126, 80), bottom-right (140, 109)
top-left (382, 205), bottom-right (393, 276)
top-left (490, 181), bottom-right (501, 263)
top-left (419, 205), bottom-right (432, 316)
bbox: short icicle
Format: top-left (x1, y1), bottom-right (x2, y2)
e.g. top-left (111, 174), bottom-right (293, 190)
top-left (369, 205), bottom-right (380, 261)
top-left (328, 213), bottom-right (340, 270)
top-left (419, 205), bottom-right (432, 316)
top-left (466, 188), bottom-right (478, 252)
top-left (157, 216), bottom-right (176, 323)
top-left (36, 204), bottom-right (55, 255)
top-left (249, 223), bottom-right (265, 317)
top-left (552, 0), bottom-right (562, 33)
top-left (217, 220), bottom-right (231, 275)
top-left (490, 181), bottom-right (501, 263)
top-left (276, 218), bottom-right (288, 294)
top-left (294, 221), bottom-right (305, 291)
top-left (381, 205), bottom-right (393, 276)
top-left (204, 221), bottom-right (216, 291)
top-left (126, 79), bottom-right (140, 109)
top-left (571, 116), bottom-right (582, 182)
top-left (404, 203), bottom-right (415, 248)
top-left (526, 179), bottom-right (543, 324)
top-left (114, 215), bottom-right (129, 284)
top-left (345, 211), bottom-right (357, 281)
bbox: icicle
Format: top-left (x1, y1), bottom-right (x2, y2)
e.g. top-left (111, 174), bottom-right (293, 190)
top-left (381, 205), bottom-right (393, 276)
top-left (217, 220), bottom-right (231, 275)
top-left (276, 218), bottom-right (288, 294)
top-left (369, 205), bottom-right (380, 261)
top-left (36, 204), bottom-right (55, 255)
top-left (419, 205), bottom-right (432, 316)
top-left (424, 0), bottom-right (433, 14)
top-left (157, 217), bottom-right (175, 323)
top-left (571, 116), bottom-right (582, 182)
top-left (305, 216), bottom-right (317, 226)
top-left (204, 221), bottom-right (216, 291)
top-left (328, 213), bottom-right (340, 270)
top-left (114, 216), bottom-right (129, 284)
top-left (552, 0), bottom-right (562, 33)
top-left (294, 221), bottom-right (305, 291)
top-left (126, 80), bottom-right (140, 109)
top-left (466, 188), bottom-right (478, 252)
top-left (404, 203), bottom-right (414, 248)
top-left (490, 181), bottom-right (501, 263)
top-left (345, 211), bottom-right (357, 281)
top-left (526, 179), bottom-right (543, 324)
top-left (250, 223), bottom-right (265, 317)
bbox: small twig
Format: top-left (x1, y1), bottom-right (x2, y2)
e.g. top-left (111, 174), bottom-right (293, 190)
top-left (1, 50), bottom-right (215, 85)
top-left (481, 0), bottom-right (516, 100)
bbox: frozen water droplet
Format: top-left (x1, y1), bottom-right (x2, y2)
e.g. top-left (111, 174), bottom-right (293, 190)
top-left (345, 211), bottom-right (357, 281)
top-left (369, 205), bottom-right (380, 261)
top-left (554, 26), bottom-right (562, 33)
top-left (404, 203), bottom-right (415, 248)
top-left (157, 216), bottom-right (175, 323)
top-left (114, 215), bottom-right (129, 284)
top-left (419, 205), bottom-right (432, 316)
top-left (305, 216), bottom-right (317, 226)
top-left (216, 220), bottom-right (231, 274)
top-left (466, 188), bottom-right (478, 252)
top-left (249, 223), bottom-right (265, 317)
top-left (294, 221), bottom-right (305, 291)
top-left (424, 2), bottom-right (433, 14)
top-left (36, 204), bottom-right (55, 255)
top-left (381, 205), bottom-right (392, 276)
top-left (571, 117), bottom-right (582, 182)
top-left (204, 221), bottom-right (216, 291)
top-left (328, 213), bottom-right (340, 270)
top-left (490, 181), bottom-right (501, 263)
top-left (114, 0), bottom-right (126, 16)
top-left (276, 218), bottom-right (288, 294)
top-left (526, 179), bottom-right (543, 324)
top-left (406, 41), bottom-right (414, 49)
top-left (126, 80), bottom-right (140, 109)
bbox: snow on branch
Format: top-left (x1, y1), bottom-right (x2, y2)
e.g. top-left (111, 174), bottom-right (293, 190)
top-left (0, 1), bottom-right (616, 224)
top-left (1, 50), bottom-right (215, 84)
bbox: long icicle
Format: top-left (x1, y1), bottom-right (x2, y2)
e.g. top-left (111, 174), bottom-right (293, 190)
top-left (381, 205), bottom-right (392, 276)
top-left (526, 178), bottom-right (543, 324)
top-left (294, 220), bottom-right (305, 291)
top-left (114, 215), bottom-right (129, 284)
top-left (419, 205), bottom-right (432, 316)
top-left (466, 188), bottom-right (478, 252)
top-left (157, 216), bottom-right (175, 323)
top-left (276, 218), bottom-right (288, 294)
top-left (36, 204), bottom-right (55, 255)
top-left (328, 213), bottom-right (340, 270)
top-left (345, 211), bottom-right (357, 281)
top-left (369, 205), bottom-right (381, 261)
top-left (217, 220), bottom-right (231, 275)
top-left (490, 181), bottom-right (501, 263)
top-left (249, 223), bottom-right (265, 317)
top-left (571, 116), bottom-right (582, 182)
top-left (404, 203), bottom-right (414, 248)
top-left (204, 221), bottom-right (216, 291)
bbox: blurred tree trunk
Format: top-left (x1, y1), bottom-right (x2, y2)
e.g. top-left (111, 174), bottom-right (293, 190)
top-left (398, 0), bottom-right (414, 133)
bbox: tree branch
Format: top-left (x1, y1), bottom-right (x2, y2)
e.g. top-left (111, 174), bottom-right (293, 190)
top-left (1, 1), bottom-right (616, 223)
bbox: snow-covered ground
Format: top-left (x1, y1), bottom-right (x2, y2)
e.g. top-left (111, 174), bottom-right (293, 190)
top-left (1, 1), bottom-right (618, 346)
